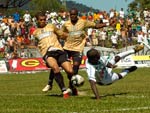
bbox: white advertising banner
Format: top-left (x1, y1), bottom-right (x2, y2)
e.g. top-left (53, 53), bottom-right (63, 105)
top-left (84, 47), bottom-right (150, 68)
top-left (0, 60), bottom-right (8, 73)
top-left (116, 55), bottom-right (135, 67)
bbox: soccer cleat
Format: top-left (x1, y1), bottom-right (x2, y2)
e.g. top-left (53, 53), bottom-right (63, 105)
top-left (134, 44), bottom-right (144, 53)
top-left (63, 90), bottom-right (70, 99)
top-left (123, 66), bottom-right (137, 73)
top-left (66, 88), bottom-right (72, 95)
top-left (66, 88), bottom-right (78, 96)
top-left (42, 85), bottom-right (52, 92)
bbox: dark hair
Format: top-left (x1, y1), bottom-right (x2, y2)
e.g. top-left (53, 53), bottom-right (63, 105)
top-left (87, 48), bottom-right (100, 65)
top-left (69, 8), bottom-right (78, 14)
top-left (35, 11), bottom-right (46, 20)
top-left (87, 48), bottom-right (100, 60)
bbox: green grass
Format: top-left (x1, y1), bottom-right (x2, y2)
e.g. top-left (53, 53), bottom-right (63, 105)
top-left (0, 68), bottom-right (150, 113)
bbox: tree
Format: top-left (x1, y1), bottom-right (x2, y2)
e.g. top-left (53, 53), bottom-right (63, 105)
top-left (129, 0), bottom-right (150, 10)
top-left (29, 0), bottom-right (65, 12)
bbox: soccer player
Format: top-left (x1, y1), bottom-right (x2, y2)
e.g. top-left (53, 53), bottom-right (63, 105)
top-left (33, 11), bottom-right (73, 99)
top-left (85, 45), bottom-right (144, 99)
top-left (43, 8), bottom-right (108, 95)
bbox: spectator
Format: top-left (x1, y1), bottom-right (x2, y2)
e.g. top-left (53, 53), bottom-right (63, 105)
top-left (12, 11), bottom-right (20, 22)
top-left (119, 8), bottom-right (125, 18)
top-left (23, 10), bottom-right (31, 33)
top-left (127, 26), bottom-right (133, 46)
top-left (99, 29), bottom-right (107, 47)
top-left (16, 34), bottom-right (24, 49)
top-left (91, 29), bottom-right (98, 46)
top-left (6, 35), bottom-right (15, 53)
top-left (0, 35), bottom-right (6, 57)
top-left (111, 32), bottom-right (118, 49)
top-left (137, 30), bottom-right (144, 44)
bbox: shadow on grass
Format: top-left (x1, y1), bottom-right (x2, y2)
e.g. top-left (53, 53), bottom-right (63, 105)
top-left (46, 94), bottom-right (63, 98)
top-left (91, 92), bottom-right (128, 100)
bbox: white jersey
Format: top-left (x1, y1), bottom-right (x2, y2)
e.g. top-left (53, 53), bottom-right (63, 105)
top-left (137, 34), bottom-right (144, 43)
top-left (111, 35), bottom-right (118, 44)
top-left (119, 10), bottom-right (125, 18)
top-left (0, 38), bottom-right (5, 48)
top-left (86, 56), bottom-right (120, 85)
top-left (23, 14), bottom-right (31, 22)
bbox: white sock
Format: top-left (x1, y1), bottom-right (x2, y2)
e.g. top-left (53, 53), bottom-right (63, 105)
top-left (120, 71), bottom-right (128, 77)
top-left (109, 49), bottom-right (135, 65)
top-left (117, 49), bottom-right (135, 59)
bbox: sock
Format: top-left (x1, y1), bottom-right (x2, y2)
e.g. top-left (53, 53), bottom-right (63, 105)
top-left (66, 73), bottom-right (74, 89)
top-left (120, 71), bottom-right (128, 77)
top-left (110, 49), bottom-right (135, 65)
top-left (48, 70), bottom-right (54, 86)
top-left (117, 49), bottom-right (135, 59)
top-left (54, 72), bottom-right (66, 92)
top-left (73, 65), bottom-right (79, 75)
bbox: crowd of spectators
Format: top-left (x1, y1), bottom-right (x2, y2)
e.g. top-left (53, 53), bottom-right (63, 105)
top-left (0, 8), bottom-right (150, 59)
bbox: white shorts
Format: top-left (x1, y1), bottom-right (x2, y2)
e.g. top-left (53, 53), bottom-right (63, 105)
top-left (99, 69), bottom-right (119, 85)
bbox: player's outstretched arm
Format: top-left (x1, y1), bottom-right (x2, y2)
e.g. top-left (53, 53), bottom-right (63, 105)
top-left (53, 24), bottom-right (68, 40)
top-left (106, 62), bottom-right (117, 68)
top-left (89, 80), bottom-right (100, 100)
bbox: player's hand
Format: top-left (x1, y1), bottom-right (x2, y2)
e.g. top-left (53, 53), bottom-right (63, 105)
top-left (112, 65), bottom-right (117, 68)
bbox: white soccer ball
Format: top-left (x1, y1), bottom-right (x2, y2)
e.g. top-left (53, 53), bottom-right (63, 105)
top-left (71, 74), bottom-right (85, 87)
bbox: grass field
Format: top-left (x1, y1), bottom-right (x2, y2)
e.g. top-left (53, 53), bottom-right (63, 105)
top-left (0, 68), bottom-right (150, 113)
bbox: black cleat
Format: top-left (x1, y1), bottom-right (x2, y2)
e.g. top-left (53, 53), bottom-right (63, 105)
top-left (123, 66), bottom-right (137, 73)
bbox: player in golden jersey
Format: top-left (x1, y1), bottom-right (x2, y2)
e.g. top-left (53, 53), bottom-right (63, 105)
top-left (43, 8), bottom-right (108, 96)
top-left (33, 11), bottom-right (73, 99)
top-left (61, 8), bottom-right (107, 95)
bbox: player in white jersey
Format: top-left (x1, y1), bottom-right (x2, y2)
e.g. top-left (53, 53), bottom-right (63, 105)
top-left (85, 45), bottom-right (144, 99)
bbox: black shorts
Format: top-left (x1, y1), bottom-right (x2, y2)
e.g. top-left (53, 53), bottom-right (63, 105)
top-left (64, 49), bottom-right (83, 63)
top-left (43, 50), bottom-right (69, 66)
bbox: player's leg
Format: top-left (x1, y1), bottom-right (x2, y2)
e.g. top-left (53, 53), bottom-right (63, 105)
top-left (61, 61), bottom-right (75, 94)
top-left (71, 52), bottom-right (82, 95)
top-left (109, 44), bottom-right (144, 65)
top-left (102, 66), bottom-right (137, 85)
top-left (42, 70), bottom-right (54, 92)
top-left (71, 52), bottom-right (82, 75)
top-left (64, 50), bottom-right (82, 95)
top-left (46, 57), bottom-right (69, 98)
top-left (120, 66), bottom-right (137, 77)
top-left (59, 50), bottom-right (78, 96)
top-left (58, 50), bottom-right (74, 88)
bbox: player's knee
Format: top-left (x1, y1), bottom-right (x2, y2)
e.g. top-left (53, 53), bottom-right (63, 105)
top-left (67, 68), bottom-right (74, 75)
top-left (118, 73), bottom-right (123, 79)
top-left (52, 66), bottom-right (60, 73)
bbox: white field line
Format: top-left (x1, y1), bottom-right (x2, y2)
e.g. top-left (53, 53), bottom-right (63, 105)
top-left (0, 107), bottom-right (150, 113)
top-left (102, 106), bottom-right (150, 112)
top-left (0, 93), bottom-right (148, 98)
top-left (0, 94), bottom-right (46, 96)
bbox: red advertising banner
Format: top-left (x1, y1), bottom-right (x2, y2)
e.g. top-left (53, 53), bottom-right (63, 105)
top-left (78, 55), bottom-right (87, 68)
top-left (8, 58), bottom-right (49, 72)
top-left (8, 56), bottom-right (87, 72)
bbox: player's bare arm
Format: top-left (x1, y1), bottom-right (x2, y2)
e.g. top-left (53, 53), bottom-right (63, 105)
top-left (89, 80), bottom-right (100, 100)
top-left (107, 62), bottom-right (117, 68)
top-left (53, 25), bottom-right (68, 40)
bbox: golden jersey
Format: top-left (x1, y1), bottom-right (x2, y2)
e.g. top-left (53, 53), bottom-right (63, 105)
top-left (62, 19), bottom-right (96, 52)
top-left (33, 24), bottom-right (64, 56)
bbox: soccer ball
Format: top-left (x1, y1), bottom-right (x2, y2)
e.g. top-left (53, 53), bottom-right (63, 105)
top-left (71, 74), bottom-right (84, 87)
